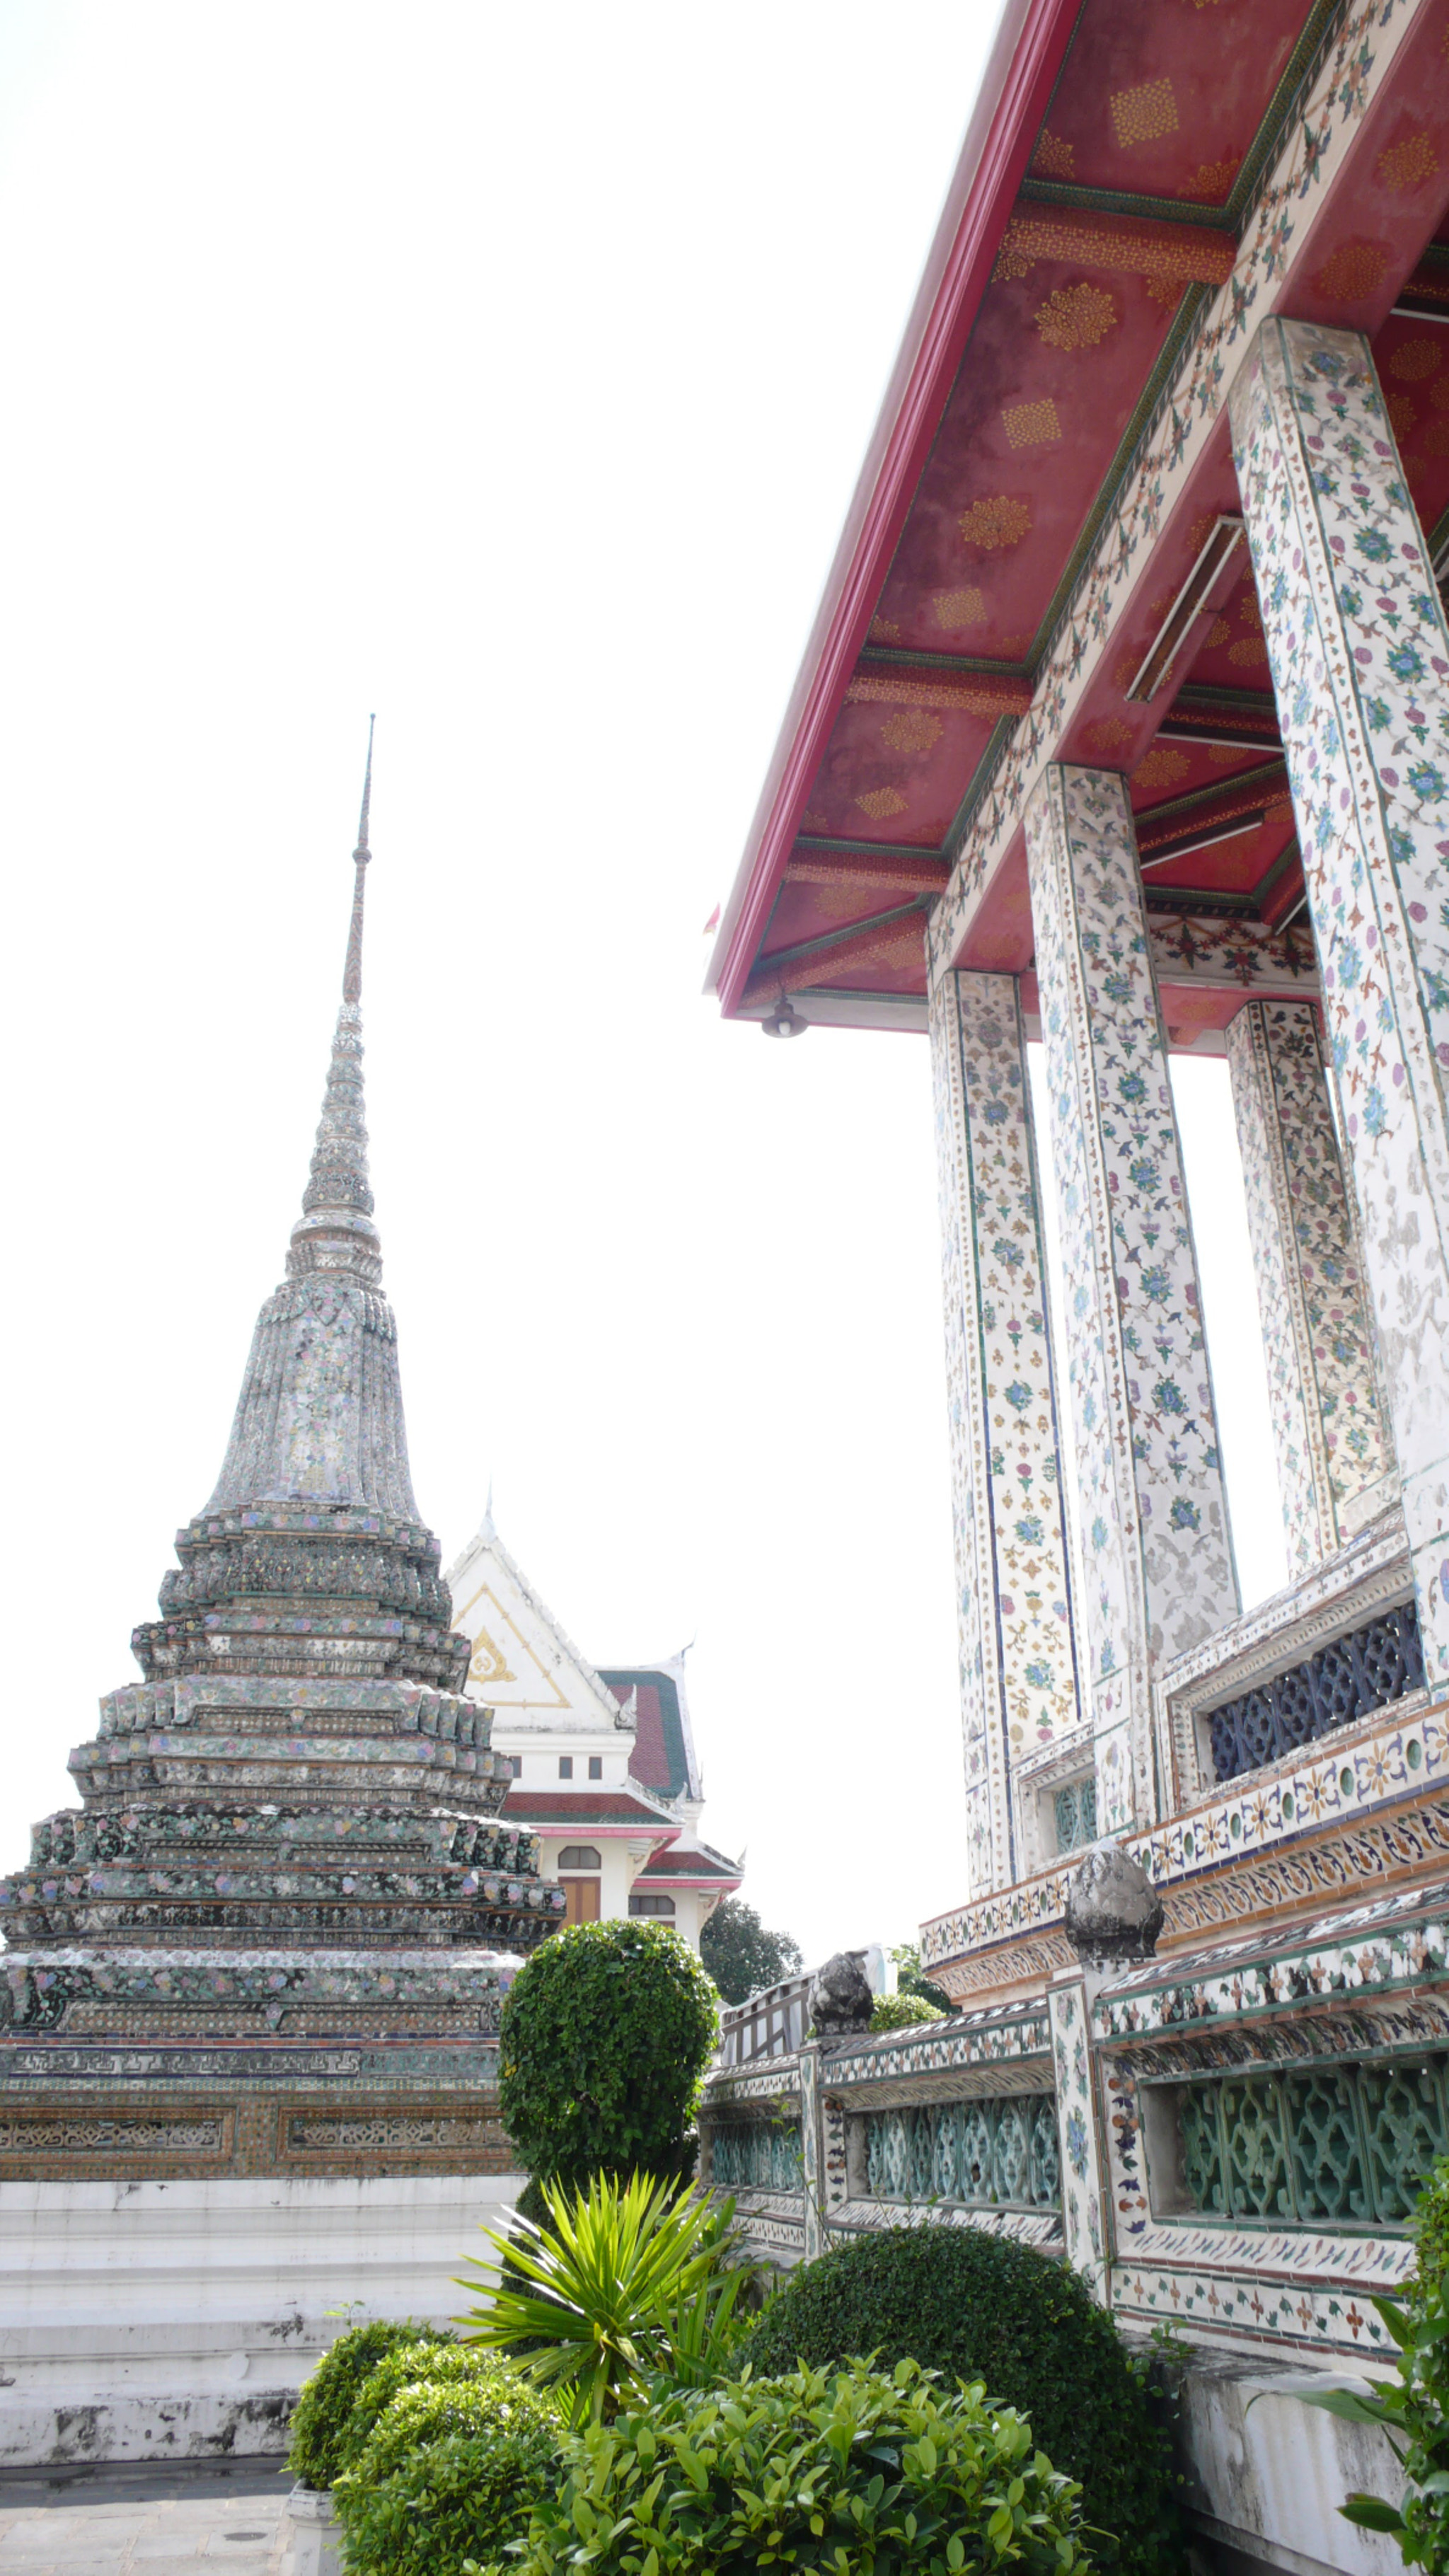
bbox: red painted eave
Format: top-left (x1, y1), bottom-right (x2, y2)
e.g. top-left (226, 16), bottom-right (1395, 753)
top-left (706, 0), bottom-right (1084, 1021)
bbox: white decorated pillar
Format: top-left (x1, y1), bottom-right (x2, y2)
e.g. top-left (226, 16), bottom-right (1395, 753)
top-left (1025, 766), bottom-right (1240, 1834)
top-left (1232, 316), bottom-right (1449, 1685)
top-left (929, 969), bottom-right (1081, 1896)
top-left (1225, 997), bottom-right (1394, 1573)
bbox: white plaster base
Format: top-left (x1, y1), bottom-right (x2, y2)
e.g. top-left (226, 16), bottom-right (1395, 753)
top-left (0, 2171), bottom-right (524, 2465)
top-left (288, 2484), bottom-right (342, 2576)
top-left (1176, 2350), bottom-right (1407, 2576)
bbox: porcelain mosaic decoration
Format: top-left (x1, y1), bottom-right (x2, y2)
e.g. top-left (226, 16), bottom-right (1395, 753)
top-left (1232, 313), bottom-right (1449, 1690)
top-left (1026, 763), bottom-right (1238, 1834)
top-left (930, 969), bottom-right (1080, 1893)
top-left (0, 755), bottom-right (563, 2183)
top-left (1225, 997), bottom-right (1390, 1573)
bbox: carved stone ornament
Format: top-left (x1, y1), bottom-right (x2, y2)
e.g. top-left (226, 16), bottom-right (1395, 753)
top-left (808, 1951), bottom-right (875, 2036)
top-left (1063, 1840), bottom-right (1164, 1970)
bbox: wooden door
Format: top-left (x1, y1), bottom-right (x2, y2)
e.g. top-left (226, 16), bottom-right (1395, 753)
top-left (563, 1876), bottom-right (601, 1925)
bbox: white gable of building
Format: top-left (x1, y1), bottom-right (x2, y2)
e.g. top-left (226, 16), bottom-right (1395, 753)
top-left (444, 1508), bottom-right (630, 1740)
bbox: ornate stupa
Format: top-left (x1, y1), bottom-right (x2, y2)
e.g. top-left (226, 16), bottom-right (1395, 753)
top-left (0, 735), bottom-right (564, 2183)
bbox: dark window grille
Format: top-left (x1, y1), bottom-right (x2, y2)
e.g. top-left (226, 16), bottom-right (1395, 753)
top-left (1053, 1777), bottom-right (1097, 1852)
top-left (1207, 1600), bottom-right (1424, 1784)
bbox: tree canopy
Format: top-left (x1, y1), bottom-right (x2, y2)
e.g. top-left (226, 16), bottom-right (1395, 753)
top-left (700, 1898), bottom-right (803, 2004)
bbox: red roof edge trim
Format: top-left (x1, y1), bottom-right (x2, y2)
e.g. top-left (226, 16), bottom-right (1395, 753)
top-left (708, 0), bottom-right (1084, 1020)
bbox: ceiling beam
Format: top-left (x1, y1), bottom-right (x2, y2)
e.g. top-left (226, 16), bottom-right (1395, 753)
top-left (999, 204), bottom-right (1236, 290)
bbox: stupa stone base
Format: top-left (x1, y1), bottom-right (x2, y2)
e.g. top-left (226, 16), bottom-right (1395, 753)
top-left (0, 2170), bottom-right (521, 2464)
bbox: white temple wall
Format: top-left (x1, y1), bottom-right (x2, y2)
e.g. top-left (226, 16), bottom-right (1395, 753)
top-left (1232, 314), bottom-right (1449, 1689)
top-left (0, 2172), bottom-right (523, 2466)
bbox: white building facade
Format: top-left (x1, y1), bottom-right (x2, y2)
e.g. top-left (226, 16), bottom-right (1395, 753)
top-left (446, 1509), bottom-right (739, 1951)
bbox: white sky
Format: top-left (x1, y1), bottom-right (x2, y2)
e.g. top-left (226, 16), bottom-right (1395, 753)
top-left (0, 2), bottom-right (1287, 1969)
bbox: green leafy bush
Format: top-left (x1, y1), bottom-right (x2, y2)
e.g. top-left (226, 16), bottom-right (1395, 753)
top-left (871, 1992), bottom-right (946, 2032)
top-left (1415, 2156), bottom-right (1449, 2304)
top-left (287, 2318), bottom-right (453, 2490)
top-left (516, 2356), bottom-right (1089, 2576)
top-left (499, 1919), bottom-right (719, 2192)
top-left (334, 2373), bottom-right (560, 2576)
top-left (740, 2223), bottom-right (1179, 2575)
top-left (336, 2341), bottom-right (515, 2478)
top-left (457, 2168), bottom-right (751, 2425)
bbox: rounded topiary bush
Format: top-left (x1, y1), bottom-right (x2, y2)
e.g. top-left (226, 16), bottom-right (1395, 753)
top-left (739, 2224), bottom-right (1181, 2575)
top-left (333, 2372), bottom-right (560, 2576)
top-left (500, 1919), bottom-right (718, 2192)
top-left (518, 2357), bottom-right (1088, 2576)
top-left (287, 2319), bottom-right (453, 2490)
top-left (335, 2340), bottom-right (511, 2478)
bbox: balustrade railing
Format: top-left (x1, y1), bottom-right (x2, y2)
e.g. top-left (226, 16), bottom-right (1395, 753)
top-left (710, 2118), bottom-right (802, 2192)
top-left (715, 1973), bottom-right (812, 2067)
top-left (1206, 1600), bottom-right (1424, 1784)
top-left (1172, 2053), bottom-right (1448, 2226)
top-left (862, 2094), bottom-right (1059, 2212)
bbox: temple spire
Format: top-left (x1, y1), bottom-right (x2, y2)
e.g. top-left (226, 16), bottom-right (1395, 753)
top-left (285, 724), bottom-right (383, 1290)
top-left (342, 714), bottom-right (374, 1007)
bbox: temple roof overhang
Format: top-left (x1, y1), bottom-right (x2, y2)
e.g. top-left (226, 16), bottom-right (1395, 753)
top-left (707, 0), bottom-right (1449, 1051)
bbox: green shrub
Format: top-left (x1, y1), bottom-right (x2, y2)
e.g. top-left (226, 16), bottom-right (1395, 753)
top-left (740, 2223), bottom-right (1180, 2576)
top-left (1414, 2156), bottom-right (1449, 2304)
top-left (499, 1919), bottom-right (718, 2193)
top-left (457, 2169), bottom-right (751, 2425)
top-left (287, 2318), bottom-right (452, 2490)
top-left (334, 2374), bottom-right (560, 2576)
top-left (336, 2341), bottom-right (514, 2478)
top-left (870, 1992), bottom-right (946, 2032)
top-left (517, 2356), bottom-right (1089, 2576)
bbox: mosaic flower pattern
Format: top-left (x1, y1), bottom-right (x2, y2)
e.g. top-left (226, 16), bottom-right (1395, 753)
top-left (1226, 998), bottom-right (1390, 1573)
top-left (1231, 316), bottom-right (1449, 1683)
top-left (1048, 1980), bottom-right (1108, 2297)
top-left (930, 971), bottom-right (1080, 1895)
top-left (1027, 766), bottom-right (1237, 1832)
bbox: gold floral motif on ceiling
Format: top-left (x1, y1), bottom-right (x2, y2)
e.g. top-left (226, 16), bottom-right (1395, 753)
top-left (1032, 127), bottom-right (1074, 178)
top-left (1109, 77), bottom-right (1178, 150)
top-left (958, 495), bottom-right (1032, 550)
top-left (1082, 716), bottom-right (1133, 758)
top-left (855, 785), bottom-right (909, 821)
top-left (1378, 132), bottom-right (1439, 193)
top-left (1208, 742), bottom-right (1246, 763)
top-left (1387, 391), bottom-right (1417, 439)
top-left (1131, 744), bottom-right (1191, 793)
top-left (869, 616), bottom-right (901, 642)
top-left (933, 584), bottom-right (988, 628)
top-left (1001, 399), bottom-right (1061, 450)
top-left (1312, 239), bottom-right (1390, 301)
top-left (881, 708), bottom-right (943, 757)
top-left (1034, 281), bottom-right (1118, 351)
top-left (1390, 340), bottom-right (1442, 381)
top-left (1177, 155), bottom-right (1240, 201)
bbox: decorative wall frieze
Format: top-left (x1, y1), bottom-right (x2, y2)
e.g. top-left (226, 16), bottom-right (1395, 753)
top-left (1148, 918), bottom-right (1318, 998)
top-left (923, 1687), bottom-right (1449, 1980)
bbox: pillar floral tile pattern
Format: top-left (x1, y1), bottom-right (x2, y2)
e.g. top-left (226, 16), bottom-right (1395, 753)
top-left (1232, 318), bottom-right (1449, 1685)
top-left (1027, 765), bottom-right (1238, 1833)
top-left (930, 971), bottom-right (1080, 1896)
top-left (1047, 1979), bottom-right (1107, 2298)
top-left (1226, 998), bottom-right (1390, 1574)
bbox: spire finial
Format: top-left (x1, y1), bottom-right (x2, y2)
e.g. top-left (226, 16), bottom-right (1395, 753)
top-left (342, 715), bottom-right (375, 1005)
